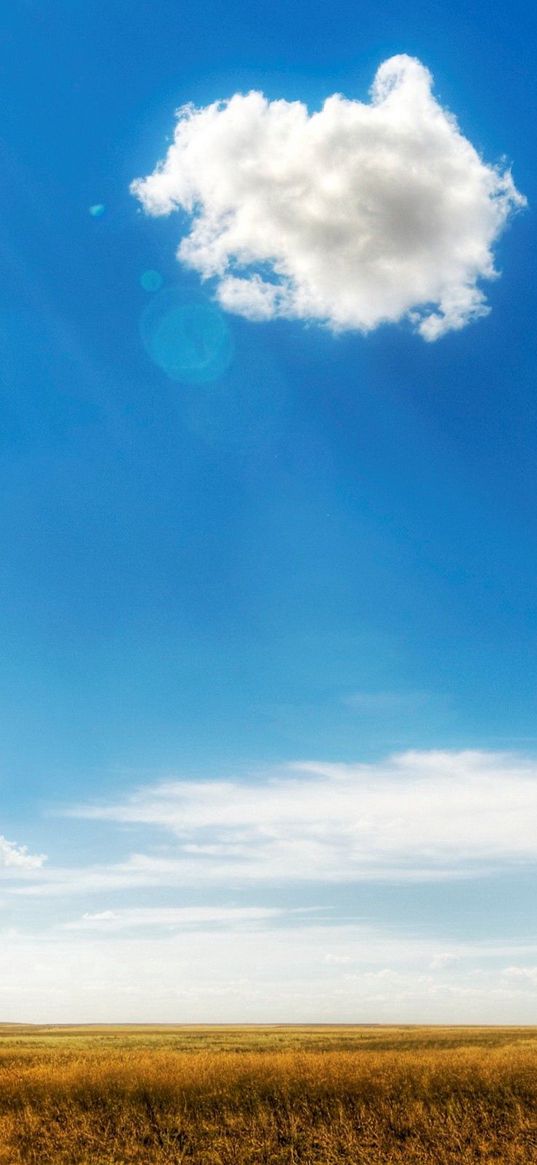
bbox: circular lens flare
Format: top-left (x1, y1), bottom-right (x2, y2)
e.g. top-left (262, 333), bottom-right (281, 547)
top-left (140, 269), bottom-right (164, 292)
top-left (140, 289), bottom-right (233, 384)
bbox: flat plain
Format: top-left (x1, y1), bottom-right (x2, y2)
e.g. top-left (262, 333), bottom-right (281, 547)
top-left (1, 1024), bottom-right (537, 1164)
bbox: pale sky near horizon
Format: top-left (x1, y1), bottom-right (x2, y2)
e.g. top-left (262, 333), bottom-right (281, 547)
top-left (1, 0), bottom-right (536, 1022)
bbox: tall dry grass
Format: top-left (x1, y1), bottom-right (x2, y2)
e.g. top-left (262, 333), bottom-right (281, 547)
top-left (1, 1026), bottom-right (536, 1163)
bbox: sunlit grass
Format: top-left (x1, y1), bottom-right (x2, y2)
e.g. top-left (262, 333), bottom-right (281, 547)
top-left (1, 1025), bottom-right (536, 1163)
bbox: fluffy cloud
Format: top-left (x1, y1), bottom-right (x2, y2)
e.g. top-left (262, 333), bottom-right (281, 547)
top-left (132, 55), bottom-right (525, 340)
top-left (0, 834), bottom-right (45, 870)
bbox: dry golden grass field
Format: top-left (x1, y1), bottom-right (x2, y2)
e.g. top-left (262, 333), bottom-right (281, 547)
top-left (1, 1024), bottom-right (537, 1164)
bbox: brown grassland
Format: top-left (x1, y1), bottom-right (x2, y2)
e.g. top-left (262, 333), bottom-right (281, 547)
top-left (1, 1024), bottom-right (537, 1164)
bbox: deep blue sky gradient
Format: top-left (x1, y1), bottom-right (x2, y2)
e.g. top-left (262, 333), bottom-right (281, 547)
top-left (1, 0), bottom-right (535, 845)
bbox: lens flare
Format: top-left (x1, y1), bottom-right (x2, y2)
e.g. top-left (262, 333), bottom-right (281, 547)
top-left (140, 269), bottom-right (163, 292)
top-left (140, 288), bottom-right (233, 383)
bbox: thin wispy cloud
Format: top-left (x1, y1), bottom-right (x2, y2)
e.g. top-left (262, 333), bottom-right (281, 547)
top-left (4, 751), bottom-right (537, 1022)
top-left (72, 749), bottom-right (537, 880)
top-left (65, 905), bottom-right (289, 930)
top-left (132, 55), bottom-right (525, 340)
top-left (7, 750), bottom-right (535, 901)
top-left (342, 690), bottom-right (430, 713)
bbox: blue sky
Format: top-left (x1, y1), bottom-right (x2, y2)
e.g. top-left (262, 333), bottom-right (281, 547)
top-left (1, 0), bottom-right (536, 1022)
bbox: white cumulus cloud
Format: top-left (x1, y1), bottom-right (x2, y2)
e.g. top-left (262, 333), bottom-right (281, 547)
top-left (132, 55), bottom-right (525, 340)
top-left (0, 834), bottom-right (46, 870)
